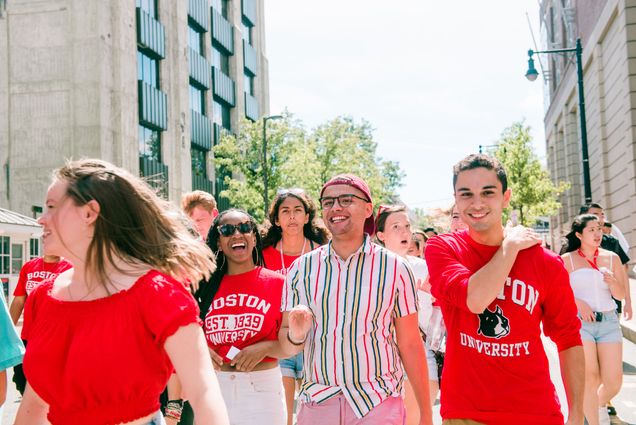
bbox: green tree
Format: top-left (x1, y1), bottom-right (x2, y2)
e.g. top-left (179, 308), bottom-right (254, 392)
top-left (212, 114), bottom-right (404, 221)
top-left (493, 121), bottom-right (569, 226)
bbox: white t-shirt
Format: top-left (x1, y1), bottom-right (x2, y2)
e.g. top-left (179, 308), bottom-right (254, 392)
top-left (407, 255), bottom-right (432, 332)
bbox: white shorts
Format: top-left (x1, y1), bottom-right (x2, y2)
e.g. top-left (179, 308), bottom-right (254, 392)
top-left (216, 366), bottom-right (286, 425)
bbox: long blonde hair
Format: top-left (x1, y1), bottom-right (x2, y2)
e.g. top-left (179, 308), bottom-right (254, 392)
top-left (54, 159), bottom-right (215, 290)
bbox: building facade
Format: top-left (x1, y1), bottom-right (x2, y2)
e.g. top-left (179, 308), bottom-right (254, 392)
top-left (539, 0), bottom-right (636, 260)
top-left (0, 0), bottom-right (270, 216)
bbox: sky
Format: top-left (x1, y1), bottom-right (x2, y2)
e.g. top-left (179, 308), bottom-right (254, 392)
top-left (264, 1), bottom-right (547, 211)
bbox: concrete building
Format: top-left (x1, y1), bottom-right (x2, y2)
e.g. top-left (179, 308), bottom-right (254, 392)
top-left (0, 0), bottom-right (270, 216)
top-left (539, 0), bottom-right (636, 259)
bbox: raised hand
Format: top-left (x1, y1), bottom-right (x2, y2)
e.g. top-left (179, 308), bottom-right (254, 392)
top-left (288, 304), bottom-right (314, 342)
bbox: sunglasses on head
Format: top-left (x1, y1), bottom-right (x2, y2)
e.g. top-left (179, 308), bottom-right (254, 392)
top-left (218, 222), bottom-right (254, 237)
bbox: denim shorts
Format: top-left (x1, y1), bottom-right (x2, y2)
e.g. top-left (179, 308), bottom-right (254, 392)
top-left (580, 310), bottom-right (622, 343)
top-left (279, 352), bottom-right (304, 379)
top-left (425, 342), bottom-right (438, 381)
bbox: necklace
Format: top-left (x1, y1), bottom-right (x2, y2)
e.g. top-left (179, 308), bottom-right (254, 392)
top-left (279, 236), bottom-right (307, 271)
top-left (577, 248), bottom-right (599, 271)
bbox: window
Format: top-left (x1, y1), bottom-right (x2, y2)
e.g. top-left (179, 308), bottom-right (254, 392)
top-left (213, 101), bottom-right (231, 131)
top-left (242, 20), bottom-right (252, 45)
top-left (244, 74), bottom-right (253, 95)
top-left (210, 0), bottom-right (228, 18)
top-left (190, 85), bottom-right (206, 114)
top-left (29, 238), bottom-right (40, 260)
top-left (0, 236), bottom-right (9, 274)
top-left (11, 244), bottom-right (23, 274)
top-left (191, 146), bottom-right (208, 177)
top-left (136, 0), bottom-right (158, 18)
top-left (189, 25), bottom-right (205, 56)
top-left (137, 51), bottom-right (160, 88)
top-left (139, 125), bottom-right (162, 161)
top-left (212, 46), bottom-right (230, 74)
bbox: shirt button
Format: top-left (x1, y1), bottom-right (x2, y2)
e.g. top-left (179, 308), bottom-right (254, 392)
top-left (230, 374), bottom-right (236, 380)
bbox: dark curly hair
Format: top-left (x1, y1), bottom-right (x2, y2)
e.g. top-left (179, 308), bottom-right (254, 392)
top-left (261, 189), bottom-right (330, 249)
top-left (195, 209), bottom-right (264, 320)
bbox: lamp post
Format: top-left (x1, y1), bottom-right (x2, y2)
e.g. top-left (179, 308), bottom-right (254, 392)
top-left (262, 114), bottom-right (283, 216)
top-left (525, 37), bottom-right (591, 204)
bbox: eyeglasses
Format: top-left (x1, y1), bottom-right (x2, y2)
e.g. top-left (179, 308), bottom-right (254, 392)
top-left (319, 194), bottom-right (369, 209)
top-left (218, 222), bottom-right (254, 237)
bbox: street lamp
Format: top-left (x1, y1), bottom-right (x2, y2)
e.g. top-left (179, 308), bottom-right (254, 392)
top-left (525, 38), bottom-right (592, 204)
top-left (262, 114), bottom-right (283, 216)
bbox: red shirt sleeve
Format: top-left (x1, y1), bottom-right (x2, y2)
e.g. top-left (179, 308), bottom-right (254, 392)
top-left (139, 272), bottom-right (202, 345)
top-left (13, 262), bottom-right (30, 297)
top-left (425, 235), bottom-right (471, 312)
top-left (540, 253), bottom-right (582, 351)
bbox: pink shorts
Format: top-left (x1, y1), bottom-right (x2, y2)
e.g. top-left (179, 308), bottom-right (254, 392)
top-left (297, 394), bottom-right (405, 425)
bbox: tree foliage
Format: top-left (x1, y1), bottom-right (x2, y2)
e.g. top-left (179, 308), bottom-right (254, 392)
top-left (212, 115), bottom-right (405, 222)
top-left (493, 122), bottom-right (569, 226)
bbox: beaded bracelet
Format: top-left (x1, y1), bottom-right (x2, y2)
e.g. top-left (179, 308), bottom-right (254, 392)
top-left (165, 400), bottom-right (183, 421)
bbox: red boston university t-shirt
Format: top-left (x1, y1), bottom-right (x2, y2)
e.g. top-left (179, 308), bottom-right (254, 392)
top-left (425, 230), bottom-right (581, 425)
top-left (203, 267), bottom-right (284, 362)
top-left (13, 257), bottom-right (72, 297)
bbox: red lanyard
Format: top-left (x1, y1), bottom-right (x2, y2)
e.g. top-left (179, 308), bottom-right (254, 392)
top-left (577, 248), bottom-right (599, 270)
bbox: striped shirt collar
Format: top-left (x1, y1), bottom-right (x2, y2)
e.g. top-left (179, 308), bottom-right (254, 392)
top-left (325, 234), bottom-right (373, 260)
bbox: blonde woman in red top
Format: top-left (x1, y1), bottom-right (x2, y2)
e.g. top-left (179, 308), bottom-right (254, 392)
top-left (15, 159), bottom-right (228, 425)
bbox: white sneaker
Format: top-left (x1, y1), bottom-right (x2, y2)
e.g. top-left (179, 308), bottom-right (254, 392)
top-left (599, 406), bottom-right (611, 425)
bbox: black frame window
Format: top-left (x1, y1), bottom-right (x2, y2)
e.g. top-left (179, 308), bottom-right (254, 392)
top-left (190, 85), bottom-right (206, 114)
top-left (242, 20), bottom-right (252, 45)
top-left (212, 46), bottom-right (230, 74)
top-left (136, 0), bottom-right (158, 18)
top-left (0, 236), bottom-right (9, 274)
top-left (11, 243), bottom-right (23, 274)
top-left (210, 0), bottom-right (228, 18)
top-left (139, 125), bottom-right (162, 161)
top-left (244, 74), bottom-right (253, 96)
top-left (191, 146), bottom-right (208, 178)
top-left (213, 100), bottom-right (231, 131)
top-left (29, 238), bottom-right (40, 260)
top-left (137, 51), bottom-right (160, 88)
top-left (189, 24), bottom-right (205, 56)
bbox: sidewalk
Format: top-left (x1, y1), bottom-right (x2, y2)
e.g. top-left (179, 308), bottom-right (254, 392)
top-left (620, 278), bottom-right (636, 343)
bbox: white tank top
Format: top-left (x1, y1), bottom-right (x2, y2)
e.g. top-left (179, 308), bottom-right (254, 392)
top-left (568, 254), bottom-right (616, 312)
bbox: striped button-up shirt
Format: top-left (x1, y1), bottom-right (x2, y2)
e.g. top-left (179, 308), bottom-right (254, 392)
top-left (281, 236), bottom-right (418, 418)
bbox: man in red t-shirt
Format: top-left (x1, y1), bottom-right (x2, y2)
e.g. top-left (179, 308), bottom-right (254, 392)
top-left (425, 154), bottom-right (584, 425)
top-left (9, 255), bottom-right (72, 394)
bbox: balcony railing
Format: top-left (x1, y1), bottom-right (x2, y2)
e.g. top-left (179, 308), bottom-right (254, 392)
top-left (138, 81), bottom-right (168, 131)
top-left (215, 168), bottom-right (232, 211)
top-left (211, 8), bottom-right (234, 54)
top-left (136, 7), bottom-right (165, 59)
top-left (192, 174), bottom-right (214, 193)
top-left (191, 110), bottom-right (212, 150)
top-left (189, 48), bottom-right (211, 89)
top-left (244, 92), bottom-right (259, 121)
top-left (212, 67), bottom-right (236, 106)
top-left (188, 0), bottom-right (209, 32)
top-left (243, 40), bottom-right (257, 76)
